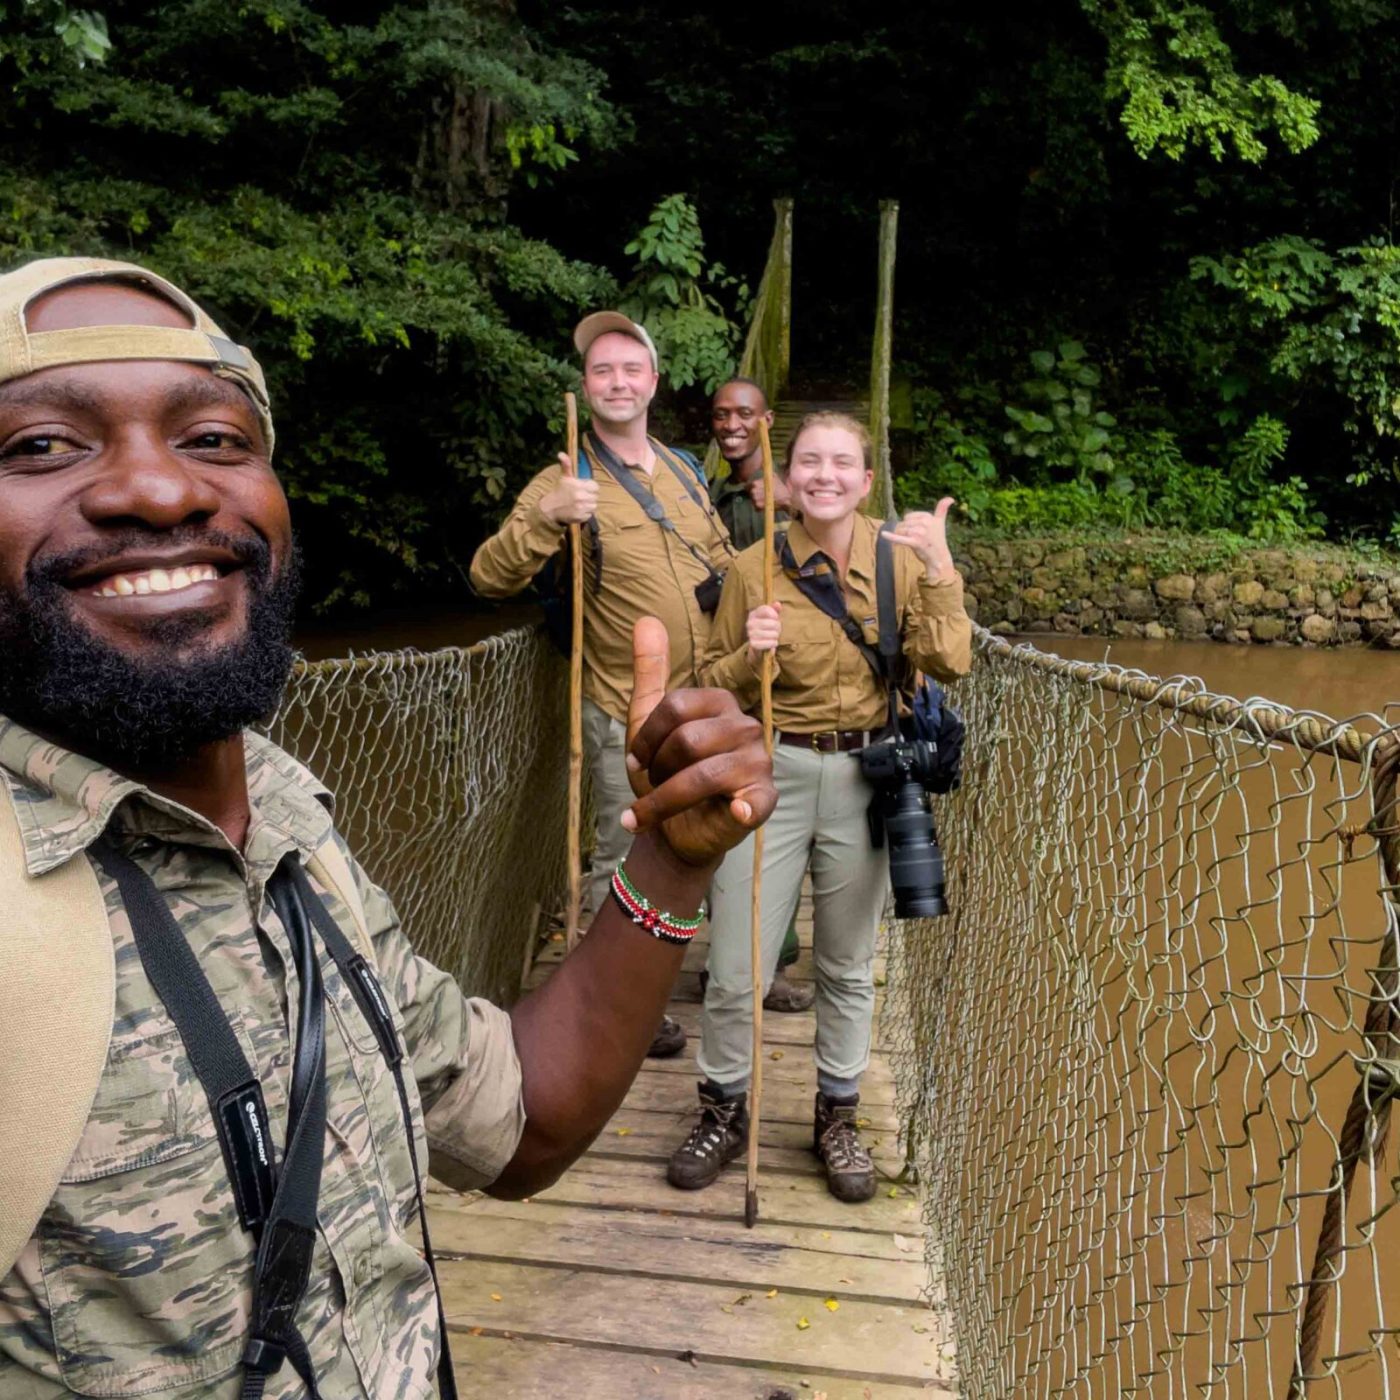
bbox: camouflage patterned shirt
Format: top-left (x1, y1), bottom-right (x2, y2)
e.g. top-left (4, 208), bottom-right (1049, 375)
top-left (0, 718), bottom-right (526, 1398)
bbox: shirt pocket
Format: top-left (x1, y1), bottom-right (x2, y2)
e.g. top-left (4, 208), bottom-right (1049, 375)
top-left (775, 604), bottom-right (837, 667)
top-left (41, 1021), bottom-right (258, 1397)
top-left (322, 955), bottom-right (421, 1233)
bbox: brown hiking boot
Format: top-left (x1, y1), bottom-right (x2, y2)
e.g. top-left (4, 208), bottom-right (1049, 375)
top-left (763, 969), bottom-right (815, 1013)
top-left (647, 1014), bottom-right (686, 1058)
top-left (813, 1092), bottom-right (877, 1203)
top-left (667, 1084), bottom-right (748, 1190)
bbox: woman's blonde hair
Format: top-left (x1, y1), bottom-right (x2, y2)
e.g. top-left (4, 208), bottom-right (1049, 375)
top-left (781, 411), bottom-right (872, 474)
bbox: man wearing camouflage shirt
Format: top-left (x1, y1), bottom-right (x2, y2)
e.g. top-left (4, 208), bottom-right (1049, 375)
top-left (0, 259), bottom-right (774, 1397)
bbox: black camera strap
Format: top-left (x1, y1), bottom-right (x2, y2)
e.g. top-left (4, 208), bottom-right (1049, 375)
top-left (586, 433), bottom-right (730, 583)
top-left (777, 525), bottom-right (903, 734)
top-left (91, 841), bottom-right (324, 1398)
top-left (90, 842), bottom-right (457, 1400)
top-left (874, 520), bottom-right (902, 735)
top-left (282, 860), bottom-right (459, 1400)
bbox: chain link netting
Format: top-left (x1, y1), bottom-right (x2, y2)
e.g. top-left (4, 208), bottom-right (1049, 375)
top-left (886, 627), bottom-right (1400, 1399)
top-left (266, 627), bottom-right (572, 1005)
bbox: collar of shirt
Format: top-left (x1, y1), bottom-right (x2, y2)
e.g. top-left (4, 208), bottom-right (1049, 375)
top-left (785, 513), bottom-right (879, 585)
top-left (0, 715), bottom-right (334, 879)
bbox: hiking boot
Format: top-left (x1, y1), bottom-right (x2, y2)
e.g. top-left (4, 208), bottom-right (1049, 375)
top-left (813, 1091), bottom-right (877, 1203)
top-left (667, 1084), bottom-right (749, 1190)
top-left (763, 969), bottom-right (815, 1013)
top-left (647, 1014), bottom-right (686, 1058)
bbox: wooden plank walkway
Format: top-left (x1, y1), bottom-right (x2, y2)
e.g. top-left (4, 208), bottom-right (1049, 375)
top-left (428, 894), bottom-right (957, 1398)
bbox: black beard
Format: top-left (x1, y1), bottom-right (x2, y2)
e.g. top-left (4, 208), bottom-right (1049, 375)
top-left (0, 528), bottom-right (301, 771)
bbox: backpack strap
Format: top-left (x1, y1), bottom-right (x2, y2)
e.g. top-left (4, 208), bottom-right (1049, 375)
top-left (875, 522), bottom-right (899, 667)
top-left (875, 522), bottom-right (902, 733)
top-left (0, 784), bottom-right (113, 1275)
top-left (305, 833), bottom-right (376, 964)
top-left (653, 443), bottom-right (709, 510)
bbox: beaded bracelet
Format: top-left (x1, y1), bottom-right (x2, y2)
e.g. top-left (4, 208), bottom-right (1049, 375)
top-left (610, 864), bottom-right (707, 944)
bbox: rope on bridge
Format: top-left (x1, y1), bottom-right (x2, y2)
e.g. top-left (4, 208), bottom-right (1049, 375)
top-left (267, 627), bottom-right (573, 1005)
top-left (884, 624), bottom-right (1400, 1397)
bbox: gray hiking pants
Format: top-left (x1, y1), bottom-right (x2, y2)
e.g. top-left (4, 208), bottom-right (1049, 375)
top-left (697, 743), bottom-right (889, 1098)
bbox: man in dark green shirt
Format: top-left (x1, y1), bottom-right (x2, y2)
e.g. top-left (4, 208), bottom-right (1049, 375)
top-left (709, 377), bottom-right (792, 549)
top-left (707, 376), bottom-right (812, 1013)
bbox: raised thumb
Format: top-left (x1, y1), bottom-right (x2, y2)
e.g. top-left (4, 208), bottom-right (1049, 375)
top-left (627, 615), bottom-right (671, 753)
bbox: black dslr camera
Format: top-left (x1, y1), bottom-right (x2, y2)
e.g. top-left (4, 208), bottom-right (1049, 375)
top-left (859, 680), bottom-right (963, 919)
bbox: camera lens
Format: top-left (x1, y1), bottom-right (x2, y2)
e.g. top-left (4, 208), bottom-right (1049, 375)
top-left (883, 779), bottom-right (947, 918)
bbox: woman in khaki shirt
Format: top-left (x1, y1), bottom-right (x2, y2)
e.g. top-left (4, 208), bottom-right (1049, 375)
top-left (666, 412), bottom-right (972, 1202)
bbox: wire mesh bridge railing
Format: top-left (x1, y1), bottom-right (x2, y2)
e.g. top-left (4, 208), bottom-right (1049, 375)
top-left (270, 621), bottom-right (1400, 1396)
top-left (889, 627), bottom-right (1400, 1398)
top-left (267, 627), bottom-right (572, 1006)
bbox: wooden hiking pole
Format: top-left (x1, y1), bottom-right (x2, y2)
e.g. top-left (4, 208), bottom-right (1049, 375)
top-left (745, 416), bottom-right (778, 1228)
top-left (564, 392), bottom-right (585, 951)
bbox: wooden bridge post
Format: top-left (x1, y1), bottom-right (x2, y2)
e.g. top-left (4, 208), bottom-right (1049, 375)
top-left (868, 199), bottom-right (899, 520)
top-left (768, 196), bottom-right (792, 403)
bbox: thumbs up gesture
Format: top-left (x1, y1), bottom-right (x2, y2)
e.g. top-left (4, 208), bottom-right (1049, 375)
top-left (620, 617), bottom-right (775, 870)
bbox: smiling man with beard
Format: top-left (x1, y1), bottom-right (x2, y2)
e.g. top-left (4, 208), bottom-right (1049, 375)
top-left (0, 260), bottom-right (774, 1399)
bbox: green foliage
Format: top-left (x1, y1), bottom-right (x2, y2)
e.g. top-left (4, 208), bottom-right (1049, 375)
top-left (4, 0), bottom-right (1397, 610)
top-left (1079, 0), bottom-right (1321, 162)
top-left (898, 371), bottom-right (1322, 544)
top-left (619, 194), bottom-right (747, 393)
top-left (0, 0), bottom-right (621, 605)
top-left (1002, 340), bottom-right (1120, 485)
top-left (1193, 238), bottom-right (1400, 476)
top-left (3, 1), bottom-right (111, 68)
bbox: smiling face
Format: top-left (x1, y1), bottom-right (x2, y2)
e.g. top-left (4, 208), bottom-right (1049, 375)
top-left (0, 280), bottom-right (299, 768)
top-left (711, 380), bottom-right (771, 472)
top-left (784, 423), bottom-right (872, 525)
top-left (581, 330), bottom-right (658, 430)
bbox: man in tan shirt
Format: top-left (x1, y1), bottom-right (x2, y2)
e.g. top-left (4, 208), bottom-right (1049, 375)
top-left (471, 313), bottom-right (734, 1055)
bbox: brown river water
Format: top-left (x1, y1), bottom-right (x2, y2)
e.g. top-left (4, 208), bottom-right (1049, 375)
top-left (1037, 633), bottom-right (1400, 724)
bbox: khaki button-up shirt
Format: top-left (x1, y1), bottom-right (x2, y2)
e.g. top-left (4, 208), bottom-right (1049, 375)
top-left (0, 719), bottom-right (525, 1399)
top-left (470, 438), bottom-right (734, 723)
top-left (700, 513), bottom-right (973, 733)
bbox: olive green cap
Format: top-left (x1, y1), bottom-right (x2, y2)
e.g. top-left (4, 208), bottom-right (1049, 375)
top-left (0, 257), bottom-right (274, 454)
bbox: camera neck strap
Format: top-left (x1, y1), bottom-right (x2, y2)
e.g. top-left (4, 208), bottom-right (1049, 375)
top-left (777, 525), bottom-right (902, 734)
top-left (585, 433), bottom-right (729, 582)
top-left (89, 841), bottom-right (458, 1400)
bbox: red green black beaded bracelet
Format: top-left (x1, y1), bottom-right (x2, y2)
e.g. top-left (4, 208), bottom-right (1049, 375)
top-left (610, 865), bottom-right (706, 944)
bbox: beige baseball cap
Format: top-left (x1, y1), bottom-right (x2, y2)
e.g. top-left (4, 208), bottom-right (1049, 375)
top-left (0, 257), bottom-right (275, 454)
top-left (572, 310), bottom-right (658, 371)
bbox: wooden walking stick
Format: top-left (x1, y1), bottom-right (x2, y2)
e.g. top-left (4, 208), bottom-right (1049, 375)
top-left (564, 392), bottom-right (585, 951)
top-left (745, 417), bottom-right (778, 1228)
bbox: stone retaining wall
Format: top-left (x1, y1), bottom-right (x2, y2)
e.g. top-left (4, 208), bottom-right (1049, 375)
top-left (954, 536), bottom-right (1400, 647)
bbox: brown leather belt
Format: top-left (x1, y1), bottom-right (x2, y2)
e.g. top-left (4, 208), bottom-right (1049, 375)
top-left (777, 728), bottom-right (877, 754)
